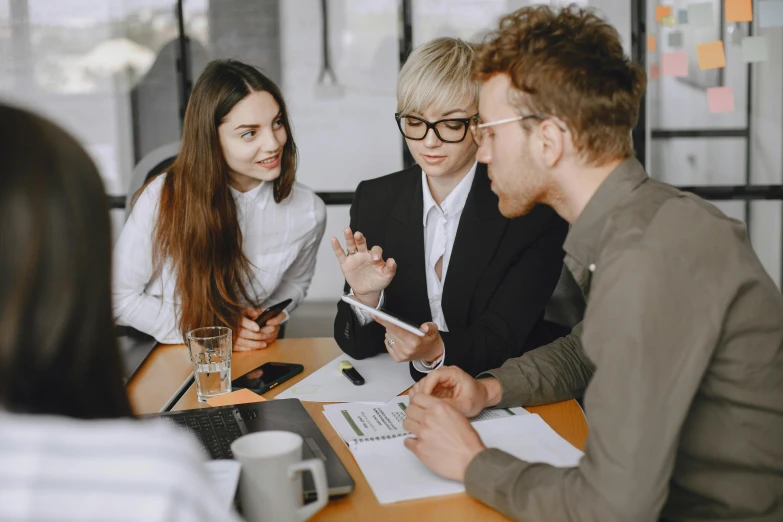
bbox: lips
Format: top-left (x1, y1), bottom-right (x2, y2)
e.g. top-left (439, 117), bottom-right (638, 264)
top-left (256, 154), bottom-right (280, 169)
top-left (421, 154), bottom-right (446, 165)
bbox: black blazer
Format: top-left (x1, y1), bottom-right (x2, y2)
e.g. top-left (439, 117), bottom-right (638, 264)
top-left (333, 163), bottom-right (568, 380)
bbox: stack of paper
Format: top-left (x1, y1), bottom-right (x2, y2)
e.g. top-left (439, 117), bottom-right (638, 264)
top-left (274, 354), bottom-right (414, 403)
top-left (323, 397), bottom-right (582, 504)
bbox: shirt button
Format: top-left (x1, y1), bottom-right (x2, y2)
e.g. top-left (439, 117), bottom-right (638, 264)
top-left (588, 263), bottom-right (596, 272)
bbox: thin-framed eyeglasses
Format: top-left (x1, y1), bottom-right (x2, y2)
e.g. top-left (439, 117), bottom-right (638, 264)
top-left (395, 113), bottom-right (478, 143)
top-left (470, 114), bottom-right (566, 146)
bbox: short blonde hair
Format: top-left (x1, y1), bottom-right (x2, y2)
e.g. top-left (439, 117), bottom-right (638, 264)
top-left (397, 37), bottom-right (478, 116)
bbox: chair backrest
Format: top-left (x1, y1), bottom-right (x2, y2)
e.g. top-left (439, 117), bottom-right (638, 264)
top-left (125, 141), bottom-right (180, 221)
top-left (544, 263), bottom-right (586, 330)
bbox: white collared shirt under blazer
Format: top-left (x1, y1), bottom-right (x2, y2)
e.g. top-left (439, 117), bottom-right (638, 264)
top-left (113, 174), bottom-right (326, 344)
top-left (351, 161), bottom-right (478, 372)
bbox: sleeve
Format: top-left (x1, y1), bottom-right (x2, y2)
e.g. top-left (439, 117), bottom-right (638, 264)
top-left (464, 248), bottom-right (717, 522)
top-left (264, 194), bottom-right (327, 313)
top-left (435, 211), bottom-right (569, 378)
top-left (112, 180), bottom-right (184, 344)
top-left (348, 289), bottom-right (386, 326)
top-left (333, 182), bottom-right (388, 359)
top-left (479, 322), bottom-right (593, 407)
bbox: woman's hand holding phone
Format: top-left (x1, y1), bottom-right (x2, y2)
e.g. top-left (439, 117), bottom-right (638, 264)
top-left (330, 227), bottom-right (397, 308)
top-left (234, 307), bottom-right (286, 351)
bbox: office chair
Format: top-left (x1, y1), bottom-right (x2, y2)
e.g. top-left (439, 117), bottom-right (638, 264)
top-left (124, 141), bottom-right (181, 221)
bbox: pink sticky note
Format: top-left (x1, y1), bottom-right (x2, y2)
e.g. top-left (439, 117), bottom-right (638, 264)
top-left (662, 51), bottom-right (688, 77)
top-left (707, 86), bottom-right (735, 113)
top-left (649, 64), bottom-right (660, 80)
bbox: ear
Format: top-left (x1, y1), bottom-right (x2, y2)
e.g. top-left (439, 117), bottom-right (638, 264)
top-left (538, 119), bottom-right (566, 168)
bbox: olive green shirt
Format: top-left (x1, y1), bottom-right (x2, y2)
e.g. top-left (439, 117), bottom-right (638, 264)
top-left (465, 158), bottom-right (783, 521)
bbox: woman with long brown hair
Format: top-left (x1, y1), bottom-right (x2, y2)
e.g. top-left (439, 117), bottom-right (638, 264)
top-left (113, 59), bottom-right (326, 349)
top-left (0, 103), bottom-right (238, 520)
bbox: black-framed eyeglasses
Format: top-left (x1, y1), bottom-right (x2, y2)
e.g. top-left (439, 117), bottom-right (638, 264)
top-left (395, 113), bottom-right (478, 143)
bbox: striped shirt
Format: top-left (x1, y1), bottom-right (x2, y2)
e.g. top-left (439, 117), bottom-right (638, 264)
top-left (0, 412), bottom-right (241, 521)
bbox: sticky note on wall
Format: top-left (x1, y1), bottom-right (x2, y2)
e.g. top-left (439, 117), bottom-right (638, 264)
top-left (697, 41), bottom-right (726, 70)
top-left (657, 5), bottom-right (673, 22)
top-left (648, 35), bottom-right (657, 52)
top-left (707, 86), bottom-right (735, 113)
top-left (668, 31), bottom-right (684, 48)
top-left (689, 2), bottom-right (715, 26)
top-left (678, 9), bottom-right (689, 23)
top-left (742, 36), bottom-right (769, 62)
top-left (726, 0), bottom-right (753, 22)
top-left (662, 51), bottom-right (688, 77)
top-left (759, 0), bottom-right (783, 27)
top-left (649, 64), bottom-right (660, 80)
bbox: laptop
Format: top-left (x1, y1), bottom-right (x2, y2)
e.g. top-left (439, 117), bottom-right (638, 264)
top-left (145, 399), bottom-right (355, 500)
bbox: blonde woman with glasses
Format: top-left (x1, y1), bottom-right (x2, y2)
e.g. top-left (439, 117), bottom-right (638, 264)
top-left (331, 37), bottom-right (569, 380)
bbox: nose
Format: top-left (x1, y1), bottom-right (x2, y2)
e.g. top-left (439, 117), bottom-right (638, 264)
top-left (476, 140), bottom-right (492, 164)
top-left (422, 126), bottom-right (442, 148)
top-left (260, 126), bottom-right (281, 153)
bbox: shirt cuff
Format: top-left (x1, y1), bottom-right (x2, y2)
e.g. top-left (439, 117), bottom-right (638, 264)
top-left (348, 289), bottom-right (385, 326)
top-left (412, 349), bottom-right (446, 373)
top-left (279, 310), bottom-right (290, 325)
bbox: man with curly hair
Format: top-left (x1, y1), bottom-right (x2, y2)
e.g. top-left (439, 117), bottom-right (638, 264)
top-left (401, 5), bottom-right (783, 521)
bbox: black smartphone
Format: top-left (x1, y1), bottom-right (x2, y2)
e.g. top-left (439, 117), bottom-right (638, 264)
top-left (254, 298), bottom-right (292, 326)
top-left (231, 361), bottom-right (304, 395)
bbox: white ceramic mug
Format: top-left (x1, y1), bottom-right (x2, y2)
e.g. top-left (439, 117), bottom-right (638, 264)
top-left (231, 431), bottom-right (328, 522)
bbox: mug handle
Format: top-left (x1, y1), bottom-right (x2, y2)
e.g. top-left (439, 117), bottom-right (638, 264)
top-left (289, 458), bottom-right (328, 521)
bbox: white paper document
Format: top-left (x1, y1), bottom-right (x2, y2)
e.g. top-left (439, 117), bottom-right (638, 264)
top-left (274, 353), bottom-right (414, 403)
top-left (203, 459), bottom-right (241, 511)
top-left (324, 406), bottom-right (583, 505)
top-left (322, 395), bottom-right (529, 445)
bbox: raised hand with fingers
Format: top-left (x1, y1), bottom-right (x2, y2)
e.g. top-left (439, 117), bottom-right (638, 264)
top-left (331, 227), bottom-right (397, 307)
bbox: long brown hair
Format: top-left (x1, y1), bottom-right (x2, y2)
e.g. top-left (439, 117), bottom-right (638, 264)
top-left (0, 104), bottom-right (132, 419)
top-left (149, 60), bottom-right (298, 340)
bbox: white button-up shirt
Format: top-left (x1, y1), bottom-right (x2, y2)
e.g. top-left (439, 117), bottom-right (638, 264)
top-left (113, 175), bottom-right (326, 344)
top-left (352, 162), bottom-right (478, 372)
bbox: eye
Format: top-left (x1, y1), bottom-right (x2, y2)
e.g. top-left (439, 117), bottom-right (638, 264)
top-left (241, 130), bottom-right (256, 140)
top-left (445, 122), bottom-right (463, 130)
top-left (273, 118), bottom-right (284, 129)
top-left (405, 118), bottom-right (423, 126)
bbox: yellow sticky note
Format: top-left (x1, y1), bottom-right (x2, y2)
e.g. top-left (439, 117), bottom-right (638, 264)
top-left (726, 0), bottom-right (753, 22)
top-left (662, 14), bottom-right (677, 26)
top-left (206, 388), bottom-right (267, 407)
top-left (697, 41), bottom-right (726, 70)
top-left (648, 34), bottom-right (657, 52)
top-left (657, 5), bottom-right (673, 22)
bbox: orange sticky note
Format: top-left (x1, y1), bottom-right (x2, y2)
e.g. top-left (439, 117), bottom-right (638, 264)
top-left (697, 41), bottom-right (726, 70)
top-left (206, 388), bottom-right (267, 407)
top-left (726, 0), bottom-right (753, 22)
top-left (656, 5), bottom-right (673, 22)
top-left (648, 35), bottom-right (657, 52)
top-left (649, 64), bottom-right (660, 81)
top-left (707, 86), bottom-right (735, 113)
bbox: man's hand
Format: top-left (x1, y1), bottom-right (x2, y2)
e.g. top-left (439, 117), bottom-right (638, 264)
top-left (374, 318), bottom-right (444, 364)
top-left (403, 393), bottom-right (486, 482)
top-left (409, 366), bottom-right (501, 417)
top-left (234, 308), bottom-right (286, 351)
top-left (331, 228), bottom-right (396, 307)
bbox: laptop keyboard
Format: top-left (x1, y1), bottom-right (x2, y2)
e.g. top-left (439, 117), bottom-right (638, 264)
top-left (169, 410), bottom-right (243, 459)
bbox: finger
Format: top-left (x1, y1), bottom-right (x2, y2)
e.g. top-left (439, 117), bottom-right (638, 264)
top-left (375, 318), bottom-right (415, 342)
top-left (264, 312), bottom-right (286, 326)
top-left (383, 258), bottom-right (397, 276)
top-left (257, 326), bottom-right (280, 341)
top-left (384, 338), bottom-right (404, 362)
top-left (420, 322), bottom-right (439, 338)
top-left (354, 231), bottom-right (369, 253)
top-left (404, 402), bottom-right (427, 422)
top-left (369, 245), bottom-right (384, 262)
top-left (241, 316), bottom-right (261, 333)
top-left (343, 227), bottom-right (357, 253)
top-left (330, 237), bottom-right (347, 263)
top-left (233, 338), bottom-right (268, 351)
top-left (402, 415), bottom-right (423, 435)
top-left (415, 371), bottom-right (446, 397)
top-left (410, 391), bottom-right (442, 409)
top-left (403, 436), bottom-right (420, 455)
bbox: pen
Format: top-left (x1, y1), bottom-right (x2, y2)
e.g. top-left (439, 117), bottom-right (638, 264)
top-left (338, 360), bottom-right (365, 386)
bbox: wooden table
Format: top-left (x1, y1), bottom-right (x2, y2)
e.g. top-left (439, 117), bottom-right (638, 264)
top-left (127, 338), bottom-right (588, 521)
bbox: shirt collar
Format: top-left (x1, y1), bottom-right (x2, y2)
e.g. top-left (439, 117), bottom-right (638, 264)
top-left (230, 180), bottom-right (272, 210)
top-left (563, 156), bottom-right (649, 269)
top-left (421, 161), bottom-right (478, 226)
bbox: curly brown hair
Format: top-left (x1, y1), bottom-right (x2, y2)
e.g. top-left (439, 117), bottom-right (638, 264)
top-left (473, 4), bottom-right (646, 165)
